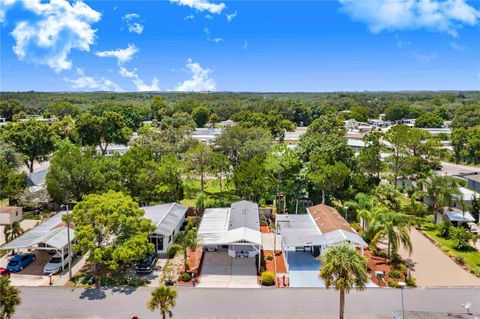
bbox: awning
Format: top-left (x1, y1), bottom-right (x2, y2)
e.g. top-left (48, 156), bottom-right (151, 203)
top-left (322, 229), bottom-right (367, 247)
top-left (0, 211), bottom-right (74, 251)
top-left (199, 227), bottom-right (262, 246)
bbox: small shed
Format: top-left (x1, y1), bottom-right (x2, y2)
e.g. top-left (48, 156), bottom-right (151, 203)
top-left (0, 206), bottom-right (23, 225)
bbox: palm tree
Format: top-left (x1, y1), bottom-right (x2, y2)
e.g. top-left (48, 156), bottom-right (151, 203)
top-left (147, 286), bottom-right (177, 319)
top-left (419, 175), bottom-right (460, 224)
top-left (3, 221), bottom-right (24, 242)
top-left (369, 208), bottom-right (412, 261)
top-left (0, 276), bottom-right (21, 319)
top-left (320, 245), bottom-right (368, 319)
top-left (171, 230), bottom-right (197, 272)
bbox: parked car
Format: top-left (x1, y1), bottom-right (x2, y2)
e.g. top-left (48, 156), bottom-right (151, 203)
top-left (0, 267), bottom-right (11, 277)
top-left (136, 253), bottom-right (158, 274)
top-left (6, 253), bottom-right (36, 272)
top-left (43, 252), bottom-right (70, 275)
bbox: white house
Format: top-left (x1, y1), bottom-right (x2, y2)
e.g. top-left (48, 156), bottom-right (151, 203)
top-left (0, 206), bottom-right (22, 225)
top-left (197, 200), bottom-right (261, 260)
top-left (142, 203), bottom-right (188, 254)
top-left (96, 144), bottom-right (130, 156)
top-left (190, 128), bottom-right (223, 145)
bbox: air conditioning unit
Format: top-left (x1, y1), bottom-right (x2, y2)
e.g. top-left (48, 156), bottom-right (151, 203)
top-left (375, 271), bottom-right (385, 280)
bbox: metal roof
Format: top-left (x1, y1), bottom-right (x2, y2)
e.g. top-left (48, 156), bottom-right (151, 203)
top-left (0, 211), bottom-right (74, 250)
top-left (229, 200), bottom-right (260, 231)
top-left (322, 229), bottom-right (367, 247)
top-left (444, 210), bottom-right (475, 223)
top-left (27, 169), bottom-right (48, 187)
top-left (142, 203), bottom-right (188, 237)
top-left (198, 201), bottom-right (261, 246)
top-left (277, 214), bottom-right (325, 247)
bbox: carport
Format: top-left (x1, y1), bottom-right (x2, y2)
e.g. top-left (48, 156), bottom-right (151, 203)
top-left (0, 211), bottom-right (75, 271)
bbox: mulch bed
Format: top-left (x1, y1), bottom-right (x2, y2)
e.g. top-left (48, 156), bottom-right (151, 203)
top-left (260, 225), bottom-right (270, 233)
top-left (262, 250), bottom-right (289, 287)
top-left (363, 250), bottom-right (397, 287)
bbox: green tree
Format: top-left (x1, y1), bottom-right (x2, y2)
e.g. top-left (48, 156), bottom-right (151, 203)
top-left (419, 175), bottom-right (460, 223)
top-left (209, 113), bottom-right (219, 126)
top-left (0, 276), bottom-right (21, 319)
top-left (0, 99), bottom-right (25, 121)
top-left (47, 102), bottom-right (80, 119)
top-left (191, 106), bottom-right (210, 128)
top-left (451, 104), bottom-right (480, 128)
top-left (414, 112), bottom-right (444, 128)
top-left (233, 155), bottom-right (268, 203)
top-left (3, 221), bottom-right (24, 242)
top-left (170, 229), bottom-right (197, 272)
top-left (369, 207), bottom-right (412, 260)
top-left (215, 125), bottom-right (273, 166)
top-left (384, 104), bottom-right (412, 122)
top-left (76, 112), bottom-right (132, 155)
top-left (209, 153), bottom-right (231, 206)
top-left (384, 125), bottom-right (409, 187)
top-left (348, 106), bottom-right (369, 122)
top-left (69, 191), bottom-right (156, 272)
top-left (184, 143), bottom-right (213, 192)
top-left (160, 112), bottom-right (196, 131)
top-left (147, 286), bottom-right (177, 319)
top-left (451, 126), bottom-right (480, 164)
top-left (357, 132), bottom-right (384, 181)
top-left (150, 96), bottom-right (169, 121)
top-left (320, 245), bottom-right (368, 319)
top-left (2, 120), bottom-right (56, 172)
top-left (450, 227), bottom-right (474, 251)
top-left (306, 154), bottom-right (349, 204)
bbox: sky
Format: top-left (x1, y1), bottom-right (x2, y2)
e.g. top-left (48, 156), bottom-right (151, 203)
top-left (0, 0), bottom-right (479, 92)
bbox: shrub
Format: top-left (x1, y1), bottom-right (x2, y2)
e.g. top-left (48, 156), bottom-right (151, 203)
top-left (405, 277), bottom-right (416, 287)
top-left (350, 223), bottom-right (362, 232)
top-left (265, 254), bottom-right (273, 261)
top-left (470, 267), bottom-right (480, 278)
top-left (455, 255), bottom-right (465, 265)
top-left (450, 227), bottom-right (473, 251)
top-left (387, 280), bottom-right (399, 288)
top-left (394, 264), bottom-right (407, 274)
top-left (99, 274), bottom-right (148, 287)
top-left (388, 270), bottom-right (401, 279)
top-left (436, 221), bottom-right (451, 238)
top-left (166, 244), bottom-right (178, 259)
top-left (179, 272), bottom-right (192, 282)
top-left (260, 271), bottom-right (275, 286)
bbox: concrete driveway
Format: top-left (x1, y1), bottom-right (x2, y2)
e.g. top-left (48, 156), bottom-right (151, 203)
top-left (197, 251), bottom-right (259, 288)
top-left (398, 228), bottom-right (480, 287)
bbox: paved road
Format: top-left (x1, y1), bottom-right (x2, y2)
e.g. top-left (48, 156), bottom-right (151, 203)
top-left (398, 229), bottom-right (480, 287)
top-left (15, 287), bottom-right (480, 319)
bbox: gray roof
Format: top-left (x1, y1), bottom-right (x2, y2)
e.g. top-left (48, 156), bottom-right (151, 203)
top-left (444, 210), bottom-right (475, 223)
top-left (277, 214), bottom-right (325, 247)
top-left (27, 169), bottom-right (48, 187)
top-left (1, 211), bottom-right (74, 250)
top-left (142, 203), bottom-right (187, 237)
top-left (197, 201), bottom-right (261, 246)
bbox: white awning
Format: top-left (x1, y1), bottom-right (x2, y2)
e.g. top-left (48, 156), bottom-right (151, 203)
top-left (199, 227), bottom-right (262, 246)
top-left (322, 229), bottom-right (367, 247)
top-left (0, 211), bottom-right (74, 251)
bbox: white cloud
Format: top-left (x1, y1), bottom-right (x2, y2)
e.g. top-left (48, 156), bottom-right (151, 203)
top-left (174, 58), bottom-right (215, 92)
top-left (213, 38), bottom-right (223, 43)
top-left (3, 0), bottom-right (101, 72)
top-left (96, 44), bottom-right (138, 65)
top-left (450, 41), bottom-right (466, 52)
top-left (169, 0), bottom-right (226, 14)
top-left (122, 13), bottom-right (144, 34)
top-left (184, 14), bottom-right (194, 20)
top-left (226, 11), bottom-right (237, 22)
top-left (395, 35), bottom-right (411, 49)
top-left (204, 14), bottom-right (213, 19)
top-left (65, 68), bottom-right (122, 92)
top-left (118, 66), bottom-right (159, 91)
top-left (339, 0), bottom-right (480, 36)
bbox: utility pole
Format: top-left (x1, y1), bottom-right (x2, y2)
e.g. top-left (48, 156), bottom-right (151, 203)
top-left (65, 205), bottom-right (73, 280)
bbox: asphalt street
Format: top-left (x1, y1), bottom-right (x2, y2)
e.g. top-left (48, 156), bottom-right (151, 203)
top-left (15, 287), bottom-right (480, 319)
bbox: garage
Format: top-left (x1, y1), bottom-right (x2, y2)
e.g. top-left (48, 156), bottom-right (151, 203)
top-left (197, 251), bottom-right (259, 288)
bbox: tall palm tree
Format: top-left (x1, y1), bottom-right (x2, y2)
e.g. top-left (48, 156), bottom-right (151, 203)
top-left (369, 208), bottom-right (412, 260)
top-left (320, 245), bottom-right (368, 319)
top-left (147, 286), bottom-right (177, 319)
top-left (171, 230), bottom-right (197, 272)
top-left (0, 276), bottom-right (21, 319)
top-left (419, 175), bottom-right (460, 224)
top-left (3, 221), bottom-right (24, 242)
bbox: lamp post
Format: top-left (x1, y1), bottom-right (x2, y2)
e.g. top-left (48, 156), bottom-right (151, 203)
top-left (399, 281), bottom-right (406, 319)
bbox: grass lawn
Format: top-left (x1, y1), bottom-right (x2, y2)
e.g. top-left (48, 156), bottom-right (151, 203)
top-left (181, 178), bottom-right (240, 208)
top-left (420, 223), bottom-right (480, 271)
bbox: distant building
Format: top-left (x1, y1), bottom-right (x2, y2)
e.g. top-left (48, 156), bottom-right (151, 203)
top-left (96, 144), bottom-right (130, 156)
top-left (27, 169), bottom-right (48, 187)
top-left (190, 127), bottom-right (223, 145)
top-left (0, 206), bottom-right (22, 225)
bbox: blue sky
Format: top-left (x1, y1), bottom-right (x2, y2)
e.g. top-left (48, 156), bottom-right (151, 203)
top-left (1, 0), bottom-right (479, 92)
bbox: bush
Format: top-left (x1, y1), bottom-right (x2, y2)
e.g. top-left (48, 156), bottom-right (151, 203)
top-left (388, 270), bottom-right (401, 279)
top-left (166, 244), bottom-right (178, 259)
top-left (351, 223), bottom-right (362, 232)
top-left (470, 267), bottom-right (480, 278)
top-left (450, 227), bottom-right (473, 251)
top-left (405, 277), bottom-right (416, 287)
top-left (260, 271), bottom-right (275, 286)
top-left (436, 221), bottom-right (451, 238)
top-left (387, 280), bottom-right (399, 288)
top-left (179, 272), bottom-right (192, 282)
top-left (394, 263), bottom-right (407, 274)
top-left (265, 254), bottom-right (273, 261)
top-left (455, 255), bottom-right (465, 265)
